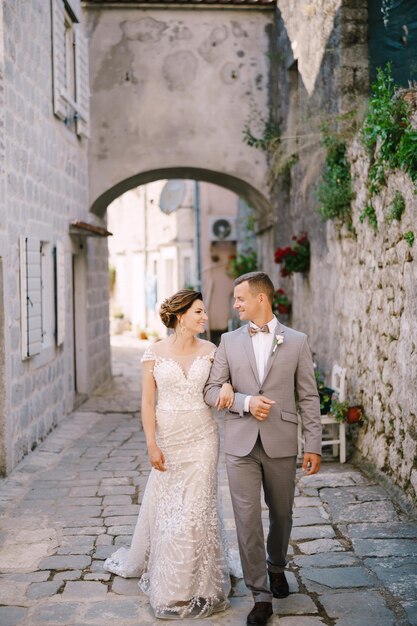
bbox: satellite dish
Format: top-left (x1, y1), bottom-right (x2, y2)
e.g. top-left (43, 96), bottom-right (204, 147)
top-left (159, 180), bottom-right (187, 215)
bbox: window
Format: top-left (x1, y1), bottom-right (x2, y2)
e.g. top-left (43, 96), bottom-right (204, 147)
top-left (20, 238), bottom-right (65, 359)
top-left (165, 259), bottom-right (174, 297)
top-left (183, 256), bottom-right (192, 289)
top-left (40, 242), bottom-right (54, 350)
top-left (52, 0), bottom-right (89, 137)
top-left (64, 10), bottom-right (76, 104)
top-left (153, 259), bottom-right (158, 303)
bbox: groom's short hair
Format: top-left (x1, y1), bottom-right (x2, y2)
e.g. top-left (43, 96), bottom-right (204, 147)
top-left (234, 272), bottom-right (274, 306)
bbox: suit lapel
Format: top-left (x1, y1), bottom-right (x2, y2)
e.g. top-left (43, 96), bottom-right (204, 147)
top-left (261, 322), bottom-right (286, 384)
top-left (241, 325), bottom-right (261, 385)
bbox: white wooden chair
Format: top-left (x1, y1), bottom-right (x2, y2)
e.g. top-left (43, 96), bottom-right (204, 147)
top-left (298, 364), bottom-right (347, 463)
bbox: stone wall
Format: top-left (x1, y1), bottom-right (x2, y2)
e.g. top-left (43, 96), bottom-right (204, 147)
top-left (87, 239), bottom-right (112, 392)
top-left (339, 145), bottom-right (417, 502)
top-left (0, 1), bottom-right (6, 473)
top-left (1, 1), bottom-right (111, 473)
top-left (269, 1), bottom-right (417, 505)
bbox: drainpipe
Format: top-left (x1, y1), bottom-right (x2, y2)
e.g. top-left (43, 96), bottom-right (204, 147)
top-left (194, 180), bottom-right (202, 294)
top-left (143, 184), bottom-right (148, 329)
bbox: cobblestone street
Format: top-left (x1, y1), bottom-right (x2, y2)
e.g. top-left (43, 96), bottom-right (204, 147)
top-left (0, 336), bottom-right (416, 626)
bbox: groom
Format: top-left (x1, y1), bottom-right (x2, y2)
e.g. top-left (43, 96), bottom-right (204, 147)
top-left (204, 271), bottom-right (322, 626)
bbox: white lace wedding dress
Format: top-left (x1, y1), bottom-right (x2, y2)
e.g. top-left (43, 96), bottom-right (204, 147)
top-left (103, 346), bottom-right (231, 619)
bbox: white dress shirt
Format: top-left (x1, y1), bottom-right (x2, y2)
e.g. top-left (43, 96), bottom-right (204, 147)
top-left (243, 316), bottom-right (277, 413)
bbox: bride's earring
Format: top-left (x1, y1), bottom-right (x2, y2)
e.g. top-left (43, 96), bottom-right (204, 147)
top-left (180, 320), bottom-right (186, 335)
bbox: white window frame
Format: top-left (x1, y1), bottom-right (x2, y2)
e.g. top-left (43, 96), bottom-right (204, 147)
top-left (182, 254), bottom-right (193, 289)
top-left (55, 241), bottom-right (66, 347)
top-left (40, 241), bottom-right (55, 351)
top-left (52, 0), bottom-right (89, 137)
top-left (20, 235), bottom-right (66, 362)
top-left (20, 237), bottom-right (42, 359)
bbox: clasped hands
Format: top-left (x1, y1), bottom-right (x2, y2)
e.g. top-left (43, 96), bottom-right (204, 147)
top-left (215, 382), bottom-right (235, 410)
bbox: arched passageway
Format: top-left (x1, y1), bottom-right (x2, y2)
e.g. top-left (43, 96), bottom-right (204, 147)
top-left (106, 176), bottom-right (257, 344)
top-left (85, 2), bottom-right (275, 226)
top-left (90, 167), bottom-right (272, 221)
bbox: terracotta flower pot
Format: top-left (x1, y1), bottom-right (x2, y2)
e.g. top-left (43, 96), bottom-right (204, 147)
top-left (347, 406), bottom-right (362, 424)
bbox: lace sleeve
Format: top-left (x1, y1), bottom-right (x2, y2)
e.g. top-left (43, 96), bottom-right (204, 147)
top-left (141, 347), bottom-right (156, 362)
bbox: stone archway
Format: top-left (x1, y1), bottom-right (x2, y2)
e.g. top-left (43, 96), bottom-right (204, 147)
top-left (90, 166), bottom-right (272, 221)
top-left (85, 2), bottom-right (275, 225)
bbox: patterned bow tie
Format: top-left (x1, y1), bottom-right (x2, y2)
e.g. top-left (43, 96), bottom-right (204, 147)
top-left (248, 324), bottom-right (270, 337)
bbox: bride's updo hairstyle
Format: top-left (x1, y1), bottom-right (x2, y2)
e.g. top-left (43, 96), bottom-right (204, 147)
top-left (159, 290), bottom-right (203, 329)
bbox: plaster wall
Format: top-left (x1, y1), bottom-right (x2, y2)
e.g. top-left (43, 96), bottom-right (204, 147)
top-left (86, 7), bottom-right (273, 219)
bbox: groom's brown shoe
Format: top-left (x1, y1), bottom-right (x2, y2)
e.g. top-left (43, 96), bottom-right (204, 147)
top-left (246, 602), bottom-right (273, 625)
top-left (269, 571), bottom-right (289, 598)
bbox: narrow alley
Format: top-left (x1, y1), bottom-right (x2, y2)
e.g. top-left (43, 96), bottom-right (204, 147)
top-left (0, 337), bottom-right (415, 626)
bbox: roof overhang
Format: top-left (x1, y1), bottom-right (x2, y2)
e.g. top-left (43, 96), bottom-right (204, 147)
top-left (83, 0), bottom-right (275, 9)
top-left (70, 221), bottom-right (113, 237)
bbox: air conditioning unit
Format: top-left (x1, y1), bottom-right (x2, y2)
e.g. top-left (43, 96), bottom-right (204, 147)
top-left (208, 217), bottom-right (237, 242)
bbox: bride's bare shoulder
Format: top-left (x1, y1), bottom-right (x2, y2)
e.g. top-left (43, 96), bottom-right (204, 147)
top-left (151, 338), bottom-right (171, 355)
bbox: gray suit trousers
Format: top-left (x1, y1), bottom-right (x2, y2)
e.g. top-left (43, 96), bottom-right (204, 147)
top-left (226, 437), bottom-right (296, 603)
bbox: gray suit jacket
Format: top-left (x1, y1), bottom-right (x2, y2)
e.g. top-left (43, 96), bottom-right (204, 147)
top-left (204, 321), bottom-right (322, 458)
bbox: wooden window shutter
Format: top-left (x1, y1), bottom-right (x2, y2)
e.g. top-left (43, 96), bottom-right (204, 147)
top-left (20, 237), bottom-right (42, 358)
top-left (52, 0), bottom-right (67, 121)
top-left (56, 241), bottom-right (66, 346)
top-left (74, 24), bottom-right (90, 138)
top-left (65, 0), bottom-right (81, 23)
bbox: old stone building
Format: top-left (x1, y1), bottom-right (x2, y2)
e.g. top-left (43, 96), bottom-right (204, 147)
top-left (0, 0), bottom-right (111, 474)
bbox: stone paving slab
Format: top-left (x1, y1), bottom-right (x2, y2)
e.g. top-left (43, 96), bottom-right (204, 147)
top-left (403, 601), bottom-right (417, 626)
top-left (347, 522), bottom-right (417, 539)
top-left (296, 538), bottom-right (345, 555)
top-left (319, 591), bottom-right (397, 625)
top-left (325, 499), bottom-right (400, 524)
top-left (0, 336), bottom-right (416, 626)
top-left (352, 537), bottom-right (417, 557)
top-left (26, 581), bottom-right (63, 600)
top-left (0, 607), bottom-right (28, 626)
top-left (300, 565), bottom-right (375, 593)
top-left (290, 525), bottom-right (336, 540)
top-left (364, 556), bottom-right (417, 600)
top-left (292, 552), bottom-right (360, 568)
top-left (279, 616), bottom-right (325, 626)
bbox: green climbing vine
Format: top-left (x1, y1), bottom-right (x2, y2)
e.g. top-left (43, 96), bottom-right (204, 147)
top-left (243, 113), bottom-right (281, 154)
top-left (316, 125), bottom-right (354, 224)
top-left (361, 63), bottom-right (417, 195)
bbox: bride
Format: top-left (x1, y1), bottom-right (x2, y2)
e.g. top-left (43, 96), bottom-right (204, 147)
top-left (104, 289), bottom-right (234, 619)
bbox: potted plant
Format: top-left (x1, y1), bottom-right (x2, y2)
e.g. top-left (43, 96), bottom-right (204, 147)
top-left (227, 249), bottom-right (257, 279)
top-left (346, 405), bottom-right (364, 424)
top-left (314, 369), bottom-right (334, 415)
top-left (330, 399), bottom-right (348, 422)
top-left (137, 328), bottom-right (148, 340)
top-left (273, 289), bottom-right (291, 315)
top-left (274, 233), bottom-right (310, 277)
top-left (331, 400), bottom-right (365, 424)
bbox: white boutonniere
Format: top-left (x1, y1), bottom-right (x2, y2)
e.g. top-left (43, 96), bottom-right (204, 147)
top-left (272, 334), bottom-right (284, 353)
